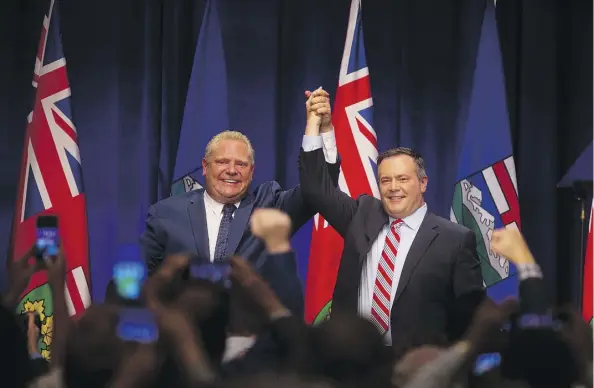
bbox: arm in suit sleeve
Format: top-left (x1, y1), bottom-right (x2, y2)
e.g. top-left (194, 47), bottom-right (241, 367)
top-left (449, 231), bottom-right (486, 340)
top-left (259, 251), bottom-right (309, 370)
top-left (258, 250), bottom-right (303, 318)
top-left (273, 131), bottom-right (342, 234)
top-left (140, 205), bottom-right (166, 275)
top-left (298, 140), bottom-right (358, 238)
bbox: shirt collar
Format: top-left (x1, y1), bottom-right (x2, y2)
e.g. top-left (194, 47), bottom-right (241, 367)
top-left (203, 190), bottom-right (240, 216)
top-left (389, 203), bottom-right (428, 231)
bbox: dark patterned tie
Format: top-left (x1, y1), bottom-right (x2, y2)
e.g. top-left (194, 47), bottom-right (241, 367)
top-left (213, 204), bottom-right (236, 262)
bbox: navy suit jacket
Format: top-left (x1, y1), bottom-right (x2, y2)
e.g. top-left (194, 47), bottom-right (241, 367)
top-left (140, 160), bottom-right (341, 316)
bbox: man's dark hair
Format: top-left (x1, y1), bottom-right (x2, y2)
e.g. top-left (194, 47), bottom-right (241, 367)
top-left (376, 147), bottom-right (427, 179)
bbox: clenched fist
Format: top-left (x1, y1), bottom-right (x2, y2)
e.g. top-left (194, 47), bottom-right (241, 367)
top-left (490, 227), bottom-right (534, 265)
top-left (305, 87), bottom-right (332, 131)
top-left (250, 208), bottom-right (292, 253)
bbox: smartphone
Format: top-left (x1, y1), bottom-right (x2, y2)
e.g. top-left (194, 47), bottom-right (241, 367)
top-left (112, 260), bottom-right (158, 343)
top-left (35, 215), bottom-right (59, 259)
top-left (473, 353), bottom-right (501, 375)
top-left (190, 263), bottom-right (231, 288)
top-left (116, 307), bottom-right (159, 344)
top-left (113, 261), bottom-right (146, 300)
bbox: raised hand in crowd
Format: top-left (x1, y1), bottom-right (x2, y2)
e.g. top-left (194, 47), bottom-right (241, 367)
top-left (490, 227), bottom-right (536, 265)
top-left (143, 253), bottom-right (216, 385)
top-left (250, 208), bottom-right (292, 254)
top-left (230, 255), bottom-right (288, 320)
top-left (463, 297), bottom-right (519, 353)
top-left (2, 245), bottom-right (40, 310)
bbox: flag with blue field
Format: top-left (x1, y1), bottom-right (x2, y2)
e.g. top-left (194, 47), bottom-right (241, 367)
top-left (171, 0), bottom-right (227, 195)
top-left (450, 0), bottom-right (521, 302)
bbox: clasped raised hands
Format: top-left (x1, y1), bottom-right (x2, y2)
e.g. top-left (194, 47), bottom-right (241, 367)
top-left (305, 87), bottom-right (332, 131)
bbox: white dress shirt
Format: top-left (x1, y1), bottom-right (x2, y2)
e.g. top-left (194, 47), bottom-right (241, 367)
top-left (359, 203), bottom-right (428, 344)
top-left (203, 130), bottom-right (338, 261)
top-left (203, 191), bottom-right (240, 261)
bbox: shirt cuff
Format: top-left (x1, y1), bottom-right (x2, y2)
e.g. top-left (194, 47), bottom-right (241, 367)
top-left (517, 263), bottom-right (543, 281)
top-left (301, 130), bottom-right (337, 164)
top-left (302, 135), bottom-right (323, 152)
top-left (321, 130), bottom-right (337, 163)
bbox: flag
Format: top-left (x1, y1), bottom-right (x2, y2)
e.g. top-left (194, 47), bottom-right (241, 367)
top-left (171, 0), bottom-right (227, 195)
top-left (450, 0), bottom-right (520, 302)
top-left (10, 0), bottom-right (91, 360)
top-left (304, 0), bottom-right (378, 324)
top-left (582, 200), bottom-right (593, 324)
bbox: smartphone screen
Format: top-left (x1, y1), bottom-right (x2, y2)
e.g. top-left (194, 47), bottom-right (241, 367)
top-left (190, 263), bottom-right (230, 288)
top-left (112, 258), bottom-right (158, 343)
top-left (474, 353), bottom-right (501, 375)
top-left (113, 261), bottom-right (145, 300)
top-left (36, 215), bottom-right (59, 258)
top-left (116, 307), bottom-right (159, 343)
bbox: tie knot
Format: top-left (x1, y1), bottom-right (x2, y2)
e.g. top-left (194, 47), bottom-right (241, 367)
top-left (391, 219), bottom-right (403, 229)
top-left (223, 204), bottom-right (236, 216)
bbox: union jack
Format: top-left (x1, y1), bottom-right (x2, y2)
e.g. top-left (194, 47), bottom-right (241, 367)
top-left (11, 0), bottom-right (91, 319)
top-left (304, 0), bottom-right (378, 324)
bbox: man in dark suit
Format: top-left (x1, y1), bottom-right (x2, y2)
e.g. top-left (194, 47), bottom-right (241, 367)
top-left (140, 88), bottom-right (338, 316)
top-left (299, 124), bottom-right (485, 352)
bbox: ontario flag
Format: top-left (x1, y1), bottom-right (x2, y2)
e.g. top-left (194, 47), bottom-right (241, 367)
top-left (582, 200), bottom-right (593, 324)
top-left (450, 0), bottom-right (520, 302)
top-left (10, 0), bottom-right (91, 360)
top-left (304, 0), bottom-right (379, 324)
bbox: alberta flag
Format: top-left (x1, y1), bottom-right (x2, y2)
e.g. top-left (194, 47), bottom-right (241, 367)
top-left (171, 0), bottom-right (227, 195)
top-left (304, 0), bottom-right (379, 324)
top-left (10, 0), bottom-right (91, 360)
top-left (450, 0), bottom-right (520, 302)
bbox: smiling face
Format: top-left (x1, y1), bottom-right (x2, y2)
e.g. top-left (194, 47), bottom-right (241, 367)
top-left (202, 138), bottom-right (254, 204)
top-left (378, 154), bottom-right (427, 219)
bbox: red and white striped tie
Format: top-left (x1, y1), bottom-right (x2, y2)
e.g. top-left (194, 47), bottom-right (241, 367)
top-left (370, 219), bottom-right (403, 334)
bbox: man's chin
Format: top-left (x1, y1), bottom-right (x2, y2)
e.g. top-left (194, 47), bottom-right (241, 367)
top-left (384, 204), bottom-right (408, 219)
top-left (221, 189), bottom-right (248, 202)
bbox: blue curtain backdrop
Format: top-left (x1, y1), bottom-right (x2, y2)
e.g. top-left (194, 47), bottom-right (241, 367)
top-left (0, 0), bottom-right (591, 305)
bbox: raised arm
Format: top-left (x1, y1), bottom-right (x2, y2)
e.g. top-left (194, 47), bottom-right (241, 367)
top-left (273, 88), bottom-right (342, 233)
top-left (297, 88), bottom-right (358, 237)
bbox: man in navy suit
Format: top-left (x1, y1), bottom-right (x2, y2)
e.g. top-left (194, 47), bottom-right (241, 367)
top-left (140, 88), bottom-right (337, 315)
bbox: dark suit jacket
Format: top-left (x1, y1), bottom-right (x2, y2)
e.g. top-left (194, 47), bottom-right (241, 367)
top-left (299, 148), bottom-right (484, 349)
top-left (140, 160), bottom-right (341, 316)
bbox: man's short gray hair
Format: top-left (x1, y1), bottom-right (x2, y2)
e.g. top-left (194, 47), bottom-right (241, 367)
top-left (204, 130), bottom-right (255, 164)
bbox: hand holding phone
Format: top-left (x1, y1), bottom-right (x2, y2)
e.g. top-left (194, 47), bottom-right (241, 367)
top-left (112, 259), bottom-right (159, 343)
top-left (113, 261), bottom-right (146, 300)
top-left (36, 215), bottom-right (59, 259)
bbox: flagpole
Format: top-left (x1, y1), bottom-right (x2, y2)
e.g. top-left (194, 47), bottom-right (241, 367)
top-left (579, 199), bottom-right (585, 309)
top-left (572, 181), bottom-right (588, 310)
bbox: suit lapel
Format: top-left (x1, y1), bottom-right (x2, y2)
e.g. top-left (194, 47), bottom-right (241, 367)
top-left (394, 212), bottom-right (439, 302)
top-left (363, 200), bottom-right (389, 257)
top-left (227, 193), bottom-right (256, 256)
top-left (187, 190), bottom-right (210, 262)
